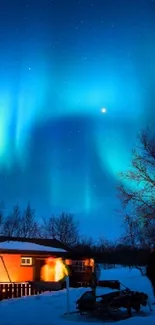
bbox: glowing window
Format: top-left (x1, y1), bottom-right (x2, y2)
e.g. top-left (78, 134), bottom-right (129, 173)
top-left (72, 260), bottom-right (86, 272)
top-left (21, 257), bottom-right (32, 266)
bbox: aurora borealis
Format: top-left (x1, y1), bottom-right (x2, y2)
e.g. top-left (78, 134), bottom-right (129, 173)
top-left (0, 0), bottom-right (155, 238)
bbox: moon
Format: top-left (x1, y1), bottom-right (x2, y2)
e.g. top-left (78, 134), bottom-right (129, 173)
top-left (101, 108), bottom-right (107, 113)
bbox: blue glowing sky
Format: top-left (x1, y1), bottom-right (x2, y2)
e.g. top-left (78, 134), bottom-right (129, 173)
top-left (0, 0), bottom-right (155, 239)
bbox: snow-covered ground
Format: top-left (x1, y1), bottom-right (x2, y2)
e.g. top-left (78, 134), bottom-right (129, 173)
top-left (0, 267), bottom-right (154, 325)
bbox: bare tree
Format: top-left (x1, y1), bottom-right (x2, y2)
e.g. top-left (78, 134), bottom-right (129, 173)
top-left (1, 204), bottom-right (21, 237)
top-left (97, 236), bottom-right (113, 252)
top-left (20, 203), bottom-right (41, 238)
top-left (80, 236), bottom-right (95, 248)
top-left (74, 236), bottom-right (97, 254)
top-left (1, 203), bottom-right (41, 238)
top-left (120, 214), bottom-right (141, 246)
top-left (118, 128), bottom-right (155, 246)
top-left (42, 213), bottom-right (79, 246)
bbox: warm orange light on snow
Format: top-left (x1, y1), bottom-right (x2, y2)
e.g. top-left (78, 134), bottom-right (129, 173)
top-left (41, 257), bottom-right (68, 282)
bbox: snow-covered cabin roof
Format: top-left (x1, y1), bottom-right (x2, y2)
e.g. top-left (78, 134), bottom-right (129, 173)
top-left (0, 241), bottom-right (67, 253)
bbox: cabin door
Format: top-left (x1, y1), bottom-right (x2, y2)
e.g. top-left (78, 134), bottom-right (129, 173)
top-left (34, 258), bottom-right (45, 281)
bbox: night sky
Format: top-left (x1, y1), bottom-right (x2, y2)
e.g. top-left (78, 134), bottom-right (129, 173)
top-left (0, 0), bottom-right (155, 239)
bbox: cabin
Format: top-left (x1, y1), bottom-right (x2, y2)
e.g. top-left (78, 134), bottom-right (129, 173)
top-left (0, 236), bottom-right (94, 287)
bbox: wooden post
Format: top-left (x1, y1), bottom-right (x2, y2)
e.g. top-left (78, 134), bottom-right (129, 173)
top-left (91, 273), bottom-right (96, 297)
top-left (66, 276), bottom-right (70, 314)
top-left (0, 256), bottom-right (11, 282)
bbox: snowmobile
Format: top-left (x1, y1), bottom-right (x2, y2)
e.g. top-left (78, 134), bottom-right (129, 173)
top-left (76, 280), bottom-right (151, 320)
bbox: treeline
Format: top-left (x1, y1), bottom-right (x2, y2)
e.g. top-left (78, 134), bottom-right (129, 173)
top-left (77, 246), bottom-right (149, 267)
top-left (0, 202), bottom-right (151, 267)
top-left (73, 238), bottom-right (150, 267)
top-left (0, 203), bottom-right (79, 246)
top-left (0, 203), bottom-right (114, 251)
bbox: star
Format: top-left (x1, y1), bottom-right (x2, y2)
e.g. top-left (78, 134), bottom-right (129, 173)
top-left (101, 108), bottom-right (107, 113)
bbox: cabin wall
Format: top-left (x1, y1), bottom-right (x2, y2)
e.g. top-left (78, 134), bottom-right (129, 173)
top-left (0, 254), bottom-right (95, 284)
top-left (0, 254), bottom-right (33, 282)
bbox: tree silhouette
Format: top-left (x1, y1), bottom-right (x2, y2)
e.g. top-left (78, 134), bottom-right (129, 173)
top-left (42, 212), bottom-right (79, 246)
top-left (118, 128), bottom-right (155, 246)
top-left (1, 203), bottom-right (40, 238)
top-left (20, 203), bottom-right (40, 238)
